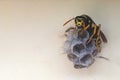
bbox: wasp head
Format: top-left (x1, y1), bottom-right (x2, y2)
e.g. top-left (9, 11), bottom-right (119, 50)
top-left (75, 16), bottom-right (86, 30)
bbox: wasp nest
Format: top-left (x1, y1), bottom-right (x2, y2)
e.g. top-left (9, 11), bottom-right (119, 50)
top-left (64, 29), bottom-right (98, 69)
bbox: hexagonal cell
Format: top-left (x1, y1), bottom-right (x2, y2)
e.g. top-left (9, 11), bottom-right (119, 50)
top-left (74, 64), bottom-right (86, 69)
top-left (80, 54), bottom-right (94, 67)
top-left (73, 44), bottom-right (85, 53)
top-left (67, 54), bottom-right (77, 62)
top-left (78, 30), bottom-right (89, 39)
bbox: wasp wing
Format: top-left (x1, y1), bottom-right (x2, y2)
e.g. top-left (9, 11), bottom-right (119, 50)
top-left (100, 31), bottom-right (107, 43)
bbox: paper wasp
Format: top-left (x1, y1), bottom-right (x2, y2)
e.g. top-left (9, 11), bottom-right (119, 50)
top-left (63, 14), bottom-right (107, 52)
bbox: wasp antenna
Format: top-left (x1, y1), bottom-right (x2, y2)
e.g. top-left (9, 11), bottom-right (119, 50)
top-left (63, 18), bottom-right (75, 26)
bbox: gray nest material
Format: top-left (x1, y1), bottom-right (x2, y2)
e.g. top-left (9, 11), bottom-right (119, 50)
top-left (64, 29), bottom-right (98, 69)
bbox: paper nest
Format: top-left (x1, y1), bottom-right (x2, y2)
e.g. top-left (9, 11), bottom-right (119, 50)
top-left (64, 29), bottom-right (98, 69)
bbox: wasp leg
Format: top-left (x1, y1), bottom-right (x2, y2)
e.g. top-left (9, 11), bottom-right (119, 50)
top-left (65, 27), bottom-right (75, 36)
top-left (84, 25), bottom-right (90, 30)
top-left (96, 56), bottom-right (109, 60)
top-left (96, 37), bottom-right (101, 52)
top-left (95, 24), bottom-right (101, 52)
top-left (87, 24), bottom-right (96, 44)
top-left (65, 27), bottom-right (75, 32)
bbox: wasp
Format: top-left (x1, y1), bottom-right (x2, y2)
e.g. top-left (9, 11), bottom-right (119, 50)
top-left (63, 14), bottom-right (107, 52)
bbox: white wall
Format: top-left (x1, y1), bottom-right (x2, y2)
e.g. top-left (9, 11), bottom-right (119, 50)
top-left (0, 0), bottom-right (120, 80)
